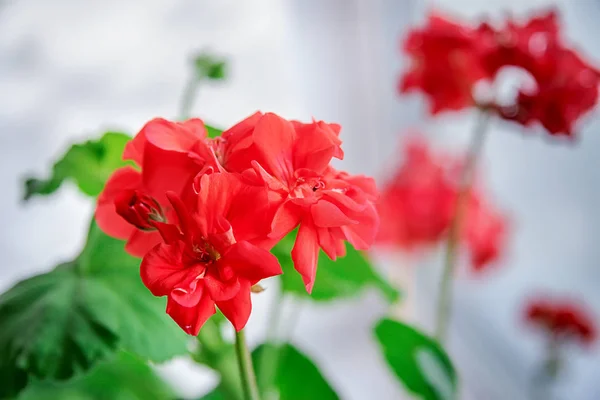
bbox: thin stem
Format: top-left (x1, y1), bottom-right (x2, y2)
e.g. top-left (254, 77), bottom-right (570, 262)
top-left (235, 329), bottom-right (261, 400)
top-left (434, 110), bottom-right (492, 342)
top-left (179, 75), bottom-right (200, 120)
top-left (258, 291), bottom-right (285, 396)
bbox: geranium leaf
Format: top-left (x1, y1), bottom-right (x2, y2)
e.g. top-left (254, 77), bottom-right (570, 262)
top-left (374, 318), bottom-right (457, 400)
top-left (274, 233), bottom-right (399, 302)
top-left (23, 131), bottom-right (131, 200)
top-left (78, 221), bottom-right (190, 362)
top-left (18, 351), bottom-right (175, 400)
top-left (0, 221), bottom-right (189, 397)
top-left (253, 343), bottom-right (339, 400)
top-left (205, 124), bottom-right (223, 139)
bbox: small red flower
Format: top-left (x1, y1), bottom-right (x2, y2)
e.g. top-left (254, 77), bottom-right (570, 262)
top-left (525, 298), bottom-right (596, 346)
top-left (96, 118), bottom-right (219, 257)
top-left (220, 113), bottom-right (378, 292)
top-left (400, 13), bottom-right (488, 114)
top-left (140, 173), bottom-right (282, 334)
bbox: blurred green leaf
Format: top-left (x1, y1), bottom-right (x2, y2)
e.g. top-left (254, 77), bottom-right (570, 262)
top-left (195, 343), bottom-right (339, 400)
top-left (205, 124), bottom-right (223, 139)
top-left (274, 233), bottom-right (399, 302)
top-left (23, 131), bottom-right (131, 200)
top-left (18, 352), bottom-right (175, 400)
top-left (253, 343), bottom-right (339, 400)
top-left (0, 222), bottom-right (189, 397)
top-left (374, 319), bottom-right (457, 400)
top-left (197, 389), bottom-right (226, 400)
top-left (193, 53), bottom-right (227, 81)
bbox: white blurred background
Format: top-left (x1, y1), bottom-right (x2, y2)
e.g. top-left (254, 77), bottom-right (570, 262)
top-left (1, 0), bottom-right (600, 399)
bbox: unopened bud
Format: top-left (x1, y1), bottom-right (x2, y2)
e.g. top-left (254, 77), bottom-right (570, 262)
top-left (114, 189), bottom-right (165, 230)
top-left (251, 284), bottom-right (265, 293)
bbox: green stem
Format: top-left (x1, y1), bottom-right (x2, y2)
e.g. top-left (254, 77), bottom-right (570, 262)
top-left (258, 291), bottom-right (285, 395)
top-left (194, 320), bottom-right (243, 400)
top-left (434, 110), bottom-right (492, 343)
top-left (235, 329), bottom-right (261, 400)
top-left (179, 75), bottom-right (200, 120)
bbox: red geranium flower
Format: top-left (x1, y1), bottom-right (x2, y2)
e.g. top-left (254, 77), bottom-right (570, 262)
top-left (96, 118), bottom-right (219, 256)
top-left (220, 112), bottom-right (378, 292)
top-left (400, 13), bottom-right (489, 114)
top-left (140, 172), bottom-right (282, 335)
top-left (525, 298), bottom-right (596, 346)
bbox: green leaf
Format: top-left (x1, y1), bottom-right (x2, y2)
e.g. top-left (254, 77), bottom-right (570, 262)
top-left (205, 124), bottom-right (223, 139)
top-left (197, 388), bottom-right (226, 400)
top-left (0, 222), bottom-right (189, 397)
top-left (18, 352), bottom-right (175, 400)
top-left (78, 222), bottom-right (190, 362)
top-left (23, 131), bottom-right (131, 200)
top-left (253, 343), bottom-right (339, 400)
top-left (193, 53), bottom-right (227, 81)
top-left (274, 232), bottom-right (399, 302)
top-left (374, 319), bottom-right (457, 400)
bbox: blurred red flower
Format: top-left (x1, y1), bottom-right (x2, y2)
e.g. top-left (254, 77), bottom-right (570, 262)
top-left (525, 299), bottom-right (596, 346)
top-left (400, 9), bottom-right (600, 137)
top-left (400, 13), bottom-right (487, 114)
top-left (476, 10), bottom-right (600, 136)
top-left (376, 135), bottom-right (507, 271)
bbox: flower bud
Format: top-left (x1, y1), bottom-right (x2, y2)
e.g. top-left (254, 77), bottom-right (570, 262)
top-left (114, 189), bottom-right (165, 230)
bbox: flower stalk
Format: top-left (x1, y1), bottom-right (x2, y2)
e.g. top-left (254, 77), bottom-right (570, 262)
top-left (235, 328), bottom-right (261, 400)
top-left (434, 110), bottom-right (492, 342)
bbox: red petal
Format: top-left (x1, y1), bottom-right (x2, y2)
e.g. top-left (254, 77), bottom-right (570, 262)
top-left (152, 221), bottom-right (183, 244)
top-left (123, 130), bottom-right (147, 165)
top-left (340, 202), bottom-right (379, 250)
top-left (140, 241), bottom-right (205, 297)
top-left (125, 229), bottom-right (163, 258)
top-left (311, 200), bottom-right (357, 228)
top-left (292, 121), bottom-right (340, 173)
top-left (221, 241), bottom-right (282, 282)
top-left (204, 273), bottom-right (241, 302)
top-left (96, 166), bottom-right (141, 239)
top-left (143, 118), bottom-right (206, 152)
top-left (171, 279), bottom-right (205, 308)
top-left (252, 113), bottom-right (296, 182)
top-left (166, 292), bottom-right (216, 336)
top-left (316, 227), bottom-right (342, 260)
top-left (216, 279), bottom-right (252, 331)
top-left (291, 221), bottom-right (320, 293)
top-left (142, 142), bottom-right (199, 205)
top-left (269, 201), bottom-right (302, 240)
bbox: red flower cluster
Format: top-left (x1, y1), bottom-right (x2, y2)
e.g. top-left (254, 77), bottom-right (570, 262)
top-left (400, 10), bottom-right (600, 137)
top-left (525, 299), bottom-right (596, 346)
top-left (96, 113), bottom-right (379, 334)
top-left (376, 136), bottom-right (507, 271)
